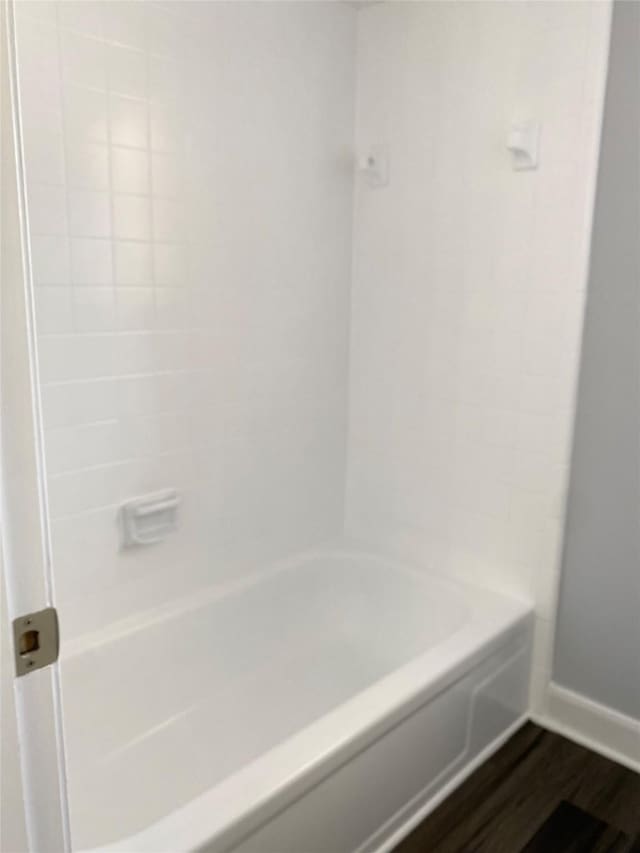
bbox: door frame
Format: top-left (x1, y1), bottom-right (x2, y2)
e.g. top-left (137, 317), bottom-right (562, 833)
top-left (1, 1), bottom-right (70, 848)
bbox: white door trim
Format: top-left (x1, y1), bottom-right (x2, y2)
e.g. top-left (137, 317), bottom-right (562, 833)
top-left (1, 2), bottom-right (71, 848)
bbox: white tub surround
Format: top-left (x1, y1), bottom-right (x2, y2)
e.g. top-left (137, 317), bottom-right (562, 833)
top-left (62, 551), bottom-right (533, 853)
top-left (4, 0), bottom-right (613, 848)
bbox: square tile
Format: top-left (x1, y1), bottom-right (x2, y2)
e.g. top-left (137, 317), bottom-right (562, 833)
top-left (108, 45), bottom-right (147, 99)
top-left (27, 185), bottom-right (68, 236)
top-left (68, 190), bottom-right (111, 238)
top-left (112, 147), bottom-right (149, 194)
top-left (112, 195), bottom-right (151, 241)
top-left (60, 31), bottom-right (106, 90)
top-left (116, 287), bottom-right (155, 331)
top-left (31, 235), bottom-right (70, 285)
top-left (153, 242), bottom-right (185, 286)
top-left (109, 95), bottom-right (148, 148)
top-left (25, 130), bottom-right (65, 185)
top-left (114, 241), bottom-right (152, 285)
top-left (66, 142), bottom-right (110, 190)
top-left (73, 287), bottom-right (116, 332)
top-left (35, 286), bottom-right (74, 334)
top-left (63, 85), bottom-right (109, 144)
top-left (58, 1), bottom-right (105, 38)
top-left (70, 238), bottom-right (113, 285)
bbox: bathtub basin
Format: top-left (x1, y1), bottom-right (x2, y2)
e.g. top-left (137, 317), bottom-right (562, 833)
top-left (62, 549), bottom-right (533, 852)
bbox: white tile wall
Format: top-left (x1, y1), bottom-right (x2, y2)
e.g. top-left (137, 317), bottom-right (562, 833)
top-left (346, 1), bottom-right (611, 708)
top-left (15, 0), bottom-right (356, 641)
top-left (14, 2), bottom-right (610, 719)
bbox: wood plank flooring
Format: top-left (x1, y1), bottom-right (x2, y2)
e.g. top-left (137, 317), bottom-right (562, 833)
top-left (393, 723), bottom-right (640, 853)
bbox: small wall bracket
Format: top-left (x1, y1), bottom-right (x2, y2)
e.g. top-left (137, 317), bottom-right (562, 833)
top-left (358, 144), bottom-right (390, 187)
top-left (506, 121), bottom-right (540, 171)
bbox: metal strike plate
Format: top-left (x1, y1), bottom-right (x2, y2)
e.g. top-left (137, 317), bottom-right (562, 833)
top-left (13, 607), bottom-right (59, 677)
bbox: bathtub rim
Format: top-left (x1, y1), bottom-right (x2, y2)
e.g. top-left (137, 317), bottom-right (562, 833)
top-left (79, 548), bottom-right (534, 853)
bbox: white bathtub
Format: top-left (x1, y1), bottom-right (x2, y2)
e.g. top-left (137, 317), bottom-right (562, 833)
top-left (62, 550), bottom-right (533, 853)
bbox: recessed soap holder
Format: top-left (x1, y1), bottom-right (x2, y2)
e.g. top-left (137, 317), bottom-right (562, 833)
top-left (120, 489), bottom-right (180, 548)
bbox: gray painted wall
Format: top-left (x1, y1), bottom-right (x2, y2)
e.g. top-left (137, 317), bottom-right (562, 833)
top-left (553, 1), bottom-right (640, 719)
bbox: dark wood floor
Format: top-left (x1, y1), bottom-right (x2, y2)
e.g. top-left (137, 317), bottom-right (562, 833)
top-left (394, 723), bottom-right (640, 853)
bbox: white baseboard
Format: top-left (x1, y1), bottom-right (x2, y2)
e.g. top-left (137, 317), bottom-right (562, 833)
top-left (532, 682), bottom-right (640, 773)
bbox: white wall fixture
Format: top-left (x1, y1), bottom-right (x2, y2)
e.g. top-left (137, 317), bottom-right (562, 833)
top-left (120, 491), bottom-right (180, 548)
top-left (506, 121), bottom-right (541, 170)
top-left (358, 144), bottom-right (390, 187)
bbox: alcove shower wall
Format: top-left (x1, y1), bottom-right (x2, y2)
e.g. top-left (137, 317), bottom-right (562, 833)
top-left (15, 0), bottom-right (356, 643)
top-left (346, 1), bottom-right (611, 711)
top-left (14, 0), bottom-right (610, 714)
